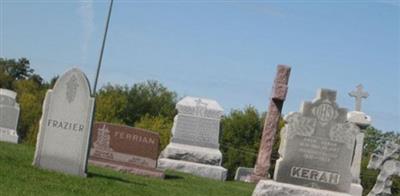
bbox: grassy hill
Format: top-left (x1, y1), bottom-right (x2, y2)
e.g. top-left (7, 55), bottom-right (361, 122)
top-left (0, 141), bottom-right (254, 196)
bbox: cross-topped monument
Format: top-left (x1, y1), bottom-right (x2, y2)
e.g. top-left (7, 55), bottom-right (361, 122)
top-left (349, 84), bottom-right (369, 112)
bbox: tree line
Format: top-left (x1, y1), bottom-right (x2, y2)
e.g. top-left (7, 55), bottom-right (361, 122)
top-left (0, 58), bottom-right (398, 195)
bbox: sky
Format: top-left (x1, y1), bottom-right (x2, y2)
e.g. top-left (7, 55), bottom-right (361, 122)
top-left (1, 0), bottom-right (399, 132)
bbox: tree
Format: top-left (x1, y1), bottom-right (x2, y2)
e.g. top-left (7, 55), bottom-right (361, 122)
top-left (135, 114), bottom-right (173, 151)
top-left (220, 106), bottom-right (262, 179)
top-left (13, 79), bottom-right (46, 144)
top-left (0, 58), bottom-right (33, 81)
top-left (95, 84), bottom-right (129, 124)
top-left (124, 80), bottom-right (177, 125)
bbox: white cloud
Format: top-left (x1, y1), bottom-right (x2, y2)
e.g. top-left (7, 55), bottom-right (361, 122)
top-left (77, 0), bottom-right (94, 65)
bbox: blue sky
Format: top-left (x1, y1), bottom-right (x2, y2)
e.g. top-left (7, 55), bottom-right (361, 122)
top-left (1, 1), bottom-right (399, 132)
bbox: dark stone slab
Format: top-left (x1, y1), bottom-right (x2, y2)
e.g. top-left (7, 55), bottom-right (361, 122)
top-left (89, 122), bottom-right (164, 178)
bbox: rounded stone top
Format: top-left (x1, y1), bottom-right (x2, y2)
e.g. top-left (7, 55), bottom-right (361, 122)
top-left (0, 88), bottom-right (17, 99)
top-left (347, 111), bottom-right (372, 129)
top-left (177, 96), bottom-right (224, 112)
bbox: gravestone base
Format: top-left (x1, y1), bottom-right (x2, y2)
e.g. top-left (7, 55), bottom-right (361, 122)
top-left (350, 183), bottom-right (362, 196)
top-left (0, 129), bottom-right (19, 143)
top-left (234, 167), bottom-right (254, 182)
top-left (89, 157), bottom-right (165, 179)
top-left (160, 143), bottom-right (222, 165)
top-left (252, 180), bottom-right (352, 196)
top-left (158, 158), bottom-right (227, 181)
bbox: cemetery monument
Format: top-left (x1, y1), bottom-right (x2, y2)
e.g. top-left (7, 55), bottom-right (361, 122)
top-left (89, 122), bottom-right (165, 178)
top-left (347, 84), bottom-right (372, 196)
top-left (250, 64), bottom-right (291, 183)
top-left (33, 68), bottom-right (95, 177)
top-left (0, 88), bottom-right (20, 143)
top-left (253, 89), bottom-right (360, 196)
top-left (158, 96), bottom-right (227, 180)
top-left (367, 141), bottom-right (400, 196)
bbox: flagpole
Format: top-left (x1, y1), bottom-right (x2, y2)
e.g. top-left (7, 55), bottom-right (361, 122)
top-left (93, 0), bottom-right (114, 96)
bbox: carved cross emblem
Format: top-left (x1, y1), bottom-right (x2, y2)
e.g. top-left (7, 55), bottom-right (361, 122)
top-left (194, 98), bottom-right (208, 117)
top-left (349, 84), bottom-right (369, 112)
top-left (66, 75), bottom-right (79, 103)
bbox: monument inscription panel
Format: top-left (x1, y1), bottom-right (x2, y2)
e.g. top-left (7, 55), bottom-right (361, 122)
top-left (89, 122), bottom-right (164, 178)
top-left (33, 68), bottom-right (94, 177)
top-left (170, 97), bottom-right (223, 149)
top-left (0, 89), bottom-right (20, 143)
top-left (90, 122), bottom-right (160, 168)
top-left (274, 89), bottom-right (359, 193)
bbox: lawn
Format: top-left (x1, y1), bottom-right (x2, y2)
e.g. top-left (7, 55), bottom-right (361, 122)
top-left (0, 141), bottom-right (255, 196)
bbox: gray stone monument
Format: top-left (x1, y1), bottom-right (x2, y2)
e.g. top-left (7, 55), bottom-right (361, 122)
top-left (235, 167), bottom-right (254, 182)
top-left (158, 96), bottom-right (227, 180)
top-left (253, 89), bottom-right (359, 196)
top-left (367, 141), bottom-right (400, 196)
top-left (33, 68), bottom-right (94, 177)
top-left (347, 84), bottom-right (372, 196)
top-left (0, 89), bottom-right (20, 143)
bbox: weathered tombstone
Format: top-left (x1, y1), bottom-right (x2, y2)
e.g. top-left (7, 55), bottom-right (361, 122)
top-left (0, 89), bottom-right (20, 143)
top-left (253, 89), bottom-right (359, 196)
top-left (347, 84), bottom-right (372, 196)
top-left (275, 89), bottom-right (359, 192)
top-left (235, 167), bottom-right (254, 182)
top-left (33, 68), bottom-right (94, 177)
top-left (250, 64), bottom-right (291, 183)
top-left (158, 96), bottom-right (227, 180)
top-left (367, 141), bottom-right (400, 196)
top-left (89, 122), bottom-right (165, 178)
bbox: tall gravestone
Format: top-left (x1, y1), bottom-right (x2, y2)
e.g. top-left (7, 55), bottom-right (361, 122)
top-left (89, 122), bottom-right (165, 178)
top-left (0, 89), bottom-right (20, 143)
top-left (158, 96), bottom-right (227, 180)
top-left (347, 84), bottom-right (372, 196)
top-left (274, 89), bottom-right (359, 192)
top-left (33, 68), bottom-right (94, 177)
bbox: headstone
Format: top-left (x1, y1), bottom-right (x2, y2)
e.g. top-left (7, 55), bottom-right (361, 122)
top-left (250, 65), bottom-right (291, 183)
top-left (33, 68), bottom-right (94, 177)
top-left (274, 89), bottom-right (359, 193)
top-left (89, 122), bottom-right (164, 178)
top-left (367, 141), bottom-right (400, 196)
top-left (235, 167), bottom-right (254, 182)
top-left (158, 96), bottom-right (227, 180)
top-left (0, 89), bottom-right (20, 143)
top-left (347, 84), bottom-right (372, 196)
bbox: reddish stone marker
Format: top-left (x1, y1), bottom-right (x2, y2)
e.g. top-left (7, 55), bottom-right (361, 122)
top-left (89, 122), bottom-right (165, 178)
top-left (250, 65), bottom-right (291, 183)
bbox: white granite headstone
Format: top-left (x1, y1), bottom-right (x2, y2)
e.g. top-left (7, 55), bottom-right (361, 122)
top-left (158, 96), bottom-right (227, 180)
top-left (0, 89), bottom-right (20, 143)
top-left (33, 68), bottom-right (94, 177)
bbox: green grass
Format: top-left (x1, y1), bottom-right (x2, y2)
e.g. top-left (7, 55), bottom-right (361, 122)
top-left (0, 141), bottom-right (254, 196)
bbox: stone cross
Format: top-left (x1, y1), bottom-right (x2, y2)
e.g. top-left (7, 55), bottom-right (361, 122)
top-left (250, 65), bottom-right (291, 183)
top-left (349, 84), bottom-right (369, 111)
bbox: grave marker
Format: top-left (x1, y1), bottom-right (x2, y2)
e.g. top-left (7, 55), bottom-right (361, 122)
top-left (274, 89), bottom-right (359, 193)
top-left (33, 68), bottom-right (94, 177)
top-left (158, 96), bottom-right (227, 180)
top-left (0, 89), bottom-right (20, 143)
top-left (89, 122), bottom-right (164, 178)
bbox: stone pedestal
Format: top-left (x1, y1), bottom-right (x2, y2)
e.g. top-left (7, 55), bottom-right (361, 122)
top-left (158, 158), bottom-right (227, 181)
top-left (253, 180), bottom-right (352, 196)
top-left (0, 129), bottom-right (19, 143)
top-left (235, 167), bottom-right (254, 182)
top-left (158, 143), bottom-right (227, 180)
top-left (350, 183), bottom-right (363, 196)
